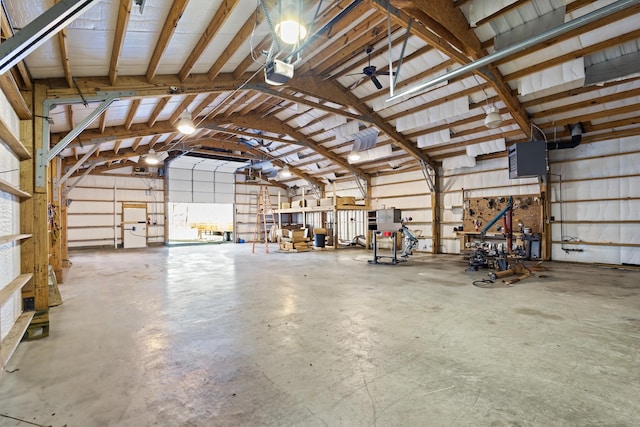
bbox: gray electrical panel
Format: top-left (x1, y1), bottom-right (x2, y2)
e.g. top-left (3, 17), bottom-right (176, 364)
top-left (508, 141), bottom-right (547, 179)
top-left (369, 208), bottom-right (401, 232)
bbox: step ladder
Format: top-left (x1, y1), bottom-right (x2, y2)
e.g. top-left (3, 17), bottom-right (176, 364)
top-left (253, 186), bottom-right (275, 253)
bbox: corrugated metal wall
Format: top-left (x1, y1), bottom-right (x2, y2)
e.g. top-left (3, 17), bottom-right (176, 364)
top-left (549, 136), bottom-right (640, 264)
top-left (66, 172), bottom-right (164, 248)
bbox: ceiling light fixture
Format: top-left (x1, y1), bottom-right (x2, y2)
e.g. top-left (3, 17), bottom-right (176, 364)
top-left (145, 149), bottom-right (159, 165)
top-left (484, 105), bottom-right (502, 129)
top-left (275, 0), bottom-right (306, 45)
top-left (176, 111), bottom-right (196, 135)
top-left (276, 20), bottom-right (307, 45)
top-left (279, 165), bottom-right (292, 178)
top-left (347, 151), bottom-right (361, 163)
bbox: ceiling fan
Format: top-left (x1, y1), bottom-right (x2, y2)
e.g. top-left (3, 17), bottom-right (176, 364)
top-left (348, 46), bottom-right (394, 90)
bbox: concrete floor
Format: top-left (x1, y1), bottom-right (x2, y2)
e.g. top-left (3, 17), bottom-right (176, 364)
top-left (1, 245), bottom-right (639, 426)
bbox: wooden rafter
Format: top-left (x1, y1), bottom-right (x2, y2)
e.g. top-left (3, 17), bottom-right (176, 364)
top-left (146, 0), bottom-right (191, 82)
top-left (147, 96), bottom-right (170, 128)
top-left (99, 110), bottom-right (107, 133)
top-left (109, 0), bottom-right (133, 85)
top-left (288, 77), bottom-right (437, 168)
top-left (214, 112), bottom-right (370, 180)
top-left (207, 3), bottom-right (265, 80)
top-left (179, 0), bottom-right (241, 81)
top-left (169, 94), bottom-right (197, 124)
top-left (47, 73), bottom-right (243, 99)
top-left (124, 99), bottom-right (141, 130)
top-left (132, 137), bottom-right (143, 151)
top-left (54, 0), bottom-right (73, 88)
top-left (0, 6), bottom-right (31, 92)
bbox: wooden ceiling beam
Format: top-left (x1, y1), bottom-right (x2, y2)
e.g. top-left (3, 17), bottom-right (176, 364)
top-left (207, 1), bottom-right (270, 80)
top-left (232, 37), bottom-right (272, 80)
top-left (124, 99), bottom-right (141, 130)
top-left (50, 120), bottom-right (176, 145)
top-left (0, 6), bottom-right (31, 91)
top-left (191, 93), bottom-right (220, 119)
top-left (99, 110), bottom-right (107, 133)
top-left (287, 77), bottom-right (438, 168)
top-left (248, 82), bottom-right (367, 122)
top-left (46, 73), bottom-right (244, 99)
top-left (370, 0), bottom-right (531, 138)
top-left (109, 0), bottom-right (133, 85)
top-left (147, 96), bottom-right (170, 128)
top-left (131, 137), bottom-right (143, 151)
top-left (169, 94), bottom-right (198, 124)
top-left (54, 0), bottom-right (73, 88)
top-left (146, 0), bottom-right (190, 82)
top-left (213, 112), bottom-right (369, 180)
top-left (296, 10), bottom-right (387, 75)
top-left (179, 0), bottom-right (240, 82)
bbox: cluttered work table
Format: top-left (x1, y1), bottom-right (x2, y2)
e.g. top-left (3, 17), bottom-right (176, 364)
top-left (458, 194), bottom-right (545, 285)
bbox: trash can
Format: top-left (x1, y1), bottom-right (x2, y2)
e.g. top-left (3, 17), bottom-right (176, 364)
top-left (313, 228), bottom-right (326, 248)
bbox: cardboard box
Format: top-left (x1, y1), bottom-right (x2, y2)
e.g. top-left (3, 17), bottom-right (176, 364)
top-left (280, 202), bottom-right (291, 209)
top-left (319, 197), bottom-right (334, 207)
top-left (337, 196), bottom-right (356, 206)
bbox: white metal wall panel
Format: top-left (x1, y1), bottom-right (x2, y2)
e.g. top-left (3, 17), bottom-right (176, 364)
top-left (66, 175), bottom-right (164, 248)
top-left (371, 170), bottom-right (433, 251)
top-left (167, 166), bottom-right (235, 205)
top-left (548, 136), bottom-right (640, 264)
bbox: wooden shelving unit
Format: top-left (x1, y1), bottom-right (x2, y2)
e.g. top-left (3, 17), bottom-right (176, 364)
top-left (0, 178), bottom-right (32, 199)
top-left (0, 273), bottom-right (32, 308)
top-left (0, 234), bottom-right (32, 245)
top-left (0, 115), bottom-right (30, 160)
top-left (275, 203), bottom-right (369, 249)
top-left (1, 311), bottom-right (35, 368)
top-left (0, 274), bottom-right (35, 369)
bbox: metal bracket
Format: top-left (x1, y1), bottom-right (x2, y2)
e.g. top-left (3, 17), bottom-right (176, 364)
top-left (36, 91), bottom-right (135, 188)
top-left (353, 173), bottom-right (368, 200)
top-left (419, 160), bottom-right (436, 193)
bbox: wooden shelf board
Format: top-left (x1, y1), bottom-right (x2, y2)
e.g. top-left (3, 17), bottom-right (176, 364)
top-left (1, 311), bottom-right (36, 368)
top-left (0, 117), bottom-right (30, 160)
top-left (0, 273), bottom-right (32, 307)
top-left (276, 205), bottom-right (368, 214)
top-left (0, 178), bottom-right (31, 198)
top-left (0, 234), bottom-right (32, 245)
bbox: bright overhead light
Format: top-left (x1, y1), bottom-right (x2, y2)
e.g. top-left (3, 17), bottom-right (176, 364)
top-left (347, 151), bottom-right (361, 163)
top-left (279, 165), bottom-right (292, 178)
top-left (484, 106), bottom-right (502, 129)
top-left (145, 149), bottom-right (159, 165)
top-left (177, 111), bottom-right (196, 135)
top-left (276, 20), bottom-right (307, 45)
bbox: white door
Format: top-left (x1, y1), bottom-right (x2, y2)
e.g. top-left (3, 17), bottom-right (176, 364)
top-left (122, 204), bottom-right (147, 248)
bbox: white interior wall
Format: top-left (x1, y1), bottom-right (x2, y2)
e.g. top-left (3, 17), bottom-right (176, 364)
top-left (371, 170), bottom-right (433, 252)
top-left (0, 93), bottom-right (24, 346)
top-left (167, 161), bottom-right (241, 242)
top-left (66, 170), bottom-right (165, 248)
top-left (234, 175), bottom-right (282, 243)
top-left (441, 157), bottom-right (539, 254)
top-left (167, 166), bottom-right (235, 204)
top-left (548, 136), bottom-right (640, 265)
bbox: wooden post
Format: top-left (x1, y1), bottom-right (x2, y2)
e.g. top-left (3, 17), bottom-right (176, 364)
top-left (21, 82), bottom-right (49, 331)
top-left (431, 176), bottom-right (441, 254)
top-left (541, 175), bottom-right (552, 261)
top-left (49, 156), bottom-right (63, 282)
